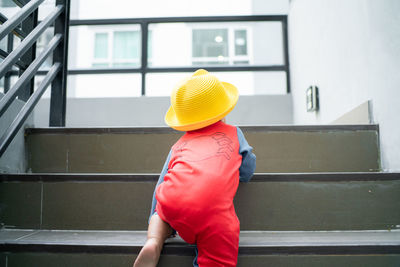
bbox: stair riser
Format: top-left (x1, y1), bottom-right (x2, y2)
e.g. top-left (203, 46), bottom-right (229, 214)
top-left (2, 253), bottom-right (400, 267)
top-left (26, 129), bottom-right (380, 173)
top-left (2, 180), bottom-right (399, 231)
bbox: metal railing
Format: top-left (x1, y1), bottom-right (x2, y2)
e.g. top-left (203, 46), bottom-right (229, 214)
top-left (0, 0), bottom-right (70, 157)
top-left (69, 15), bottom-right (290, 96)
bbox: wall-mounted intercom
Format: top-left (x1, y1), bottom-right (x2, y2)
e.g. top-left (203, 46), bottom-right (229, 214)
top-left (306, 85), bottom-right (319, 112)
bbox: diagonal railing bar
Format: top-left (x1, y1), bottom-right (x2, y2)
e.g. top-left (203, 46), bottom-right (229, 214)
top-left (0, 12), bottom-right (27, 39)
top-left (0, 49), bottom-right (28, 69)
top-left (0, 5), bottom-right (63, 79)
top-left (0, 34), bottom-right (62, 118)
top-left (0, 63), bottom-right (61, 156)
top-left (0, 0), bottom-right (44, 40)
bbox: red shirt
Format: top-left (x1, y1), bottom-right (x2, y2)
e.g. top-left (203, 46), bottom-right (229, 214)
top-left (156, 121), bottom-right (242, 223)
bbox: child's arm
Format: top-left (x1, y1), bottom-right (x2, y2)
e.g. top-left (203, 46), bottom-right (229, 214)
top-left (237, 127), bottom-right (256, 182)
top-left (149, 150), bottom-right (172, 221)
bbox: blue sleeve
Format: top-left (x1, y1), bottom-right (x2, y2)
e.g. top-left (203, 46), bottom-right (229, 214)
top-left (237, 127), bottom-right (256, 182)
top-left (149, 150), bottom-right (172, 221)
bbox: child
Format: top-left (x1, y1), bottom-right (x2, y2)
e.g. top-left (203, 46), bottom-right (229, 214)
top-left (134, 69), bottom-right (256, 267)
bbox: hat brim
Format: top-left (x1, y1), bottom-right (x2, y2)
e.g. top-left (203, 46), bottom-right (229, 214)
top-left (165, 81), bottom-right (239, 131)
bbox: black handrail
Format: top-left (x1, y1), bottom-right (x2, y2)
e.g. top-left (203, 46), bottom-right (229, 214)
top-left (0, 0), bottom-right (70, 158)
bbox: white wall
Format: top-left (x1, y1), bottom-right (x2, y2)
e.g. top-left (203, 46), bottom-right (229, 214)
top-left (289, 0), bottom-right (400, 171)
top-left (72, 0), bottom-right (253, 19)
top-left (71, 0), bottom-right (289, 19)
top-left (33, 95), bottom-right (293, 127)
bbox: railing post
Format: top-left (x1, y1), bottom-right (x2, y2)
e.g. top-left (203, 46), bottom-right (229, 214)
top-left (282, 17), bottom-right (291, 94)
top-left (18, 8), bottom-right (38, 101)
top-left (49, 0), bottom-right (70, 127)
top-left (140, 22), bottom-right (148, 96)
top-left (4, 33), bottom-right (13, 94)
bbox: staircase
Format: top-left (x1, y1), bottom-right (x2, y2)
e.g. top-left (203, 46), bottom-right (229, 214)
top-left (1, 124), bottom-right (400, 266)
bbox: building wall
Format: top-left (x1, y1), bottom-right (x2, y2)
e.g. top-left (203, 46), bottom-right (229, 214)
top-left (33, 94), bottom-right (293, 127)
top-left (289, 0), bottom-right (400, 171)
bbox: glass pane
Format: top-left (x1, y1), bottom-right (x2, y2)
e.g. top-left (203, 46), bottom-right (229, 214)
top-left (234, 29), bottom-right (247, 56)
top-left (193, 29), bottom-right (228, 57)
top-left (148, 21), bottom-right (284, 67)
top-left (146, 71), bottom-right (286, 96)
top-left (146, 72), bottom-right (192, 96)
top-left (210, 71), bottom-right (287, 95)
top-left (94, 33), bottom-right (108, 59)
top-left (192, 29), bottom-right (229, 65)
top-left (66, 74), bottom-right (141, 98)
top-left (113, 31), bottom-right (139, 59)
top-left (68, 25), bottom-right (141, 69)
top-left (70, 0), bottom-right (289, 19)
top-left (148, 30), bottom-right (153, 61)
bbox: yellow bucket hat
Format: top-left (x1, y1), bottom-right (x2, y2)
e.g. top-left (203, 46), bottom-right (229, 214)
top-left (165, 69), bottom-right (239, 131)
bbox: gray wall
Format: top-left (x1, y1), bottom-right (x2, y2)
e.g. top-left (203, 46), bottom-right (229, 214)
top-left (33, 95), bottom-right (293, 127)
top-left (289, 0), bottom-right (400, 171)
top-left (0, 93), bottom-right (33, 173)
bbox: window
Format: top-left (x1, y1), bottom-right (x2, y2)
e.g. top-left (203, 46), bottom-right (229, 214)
top-left (92, 30), bottom-right (140, 67)
top-left (193, 29), bottom-right (229, 65)
top-left (69, 17), bottom-right (289, 96)
top-left (93, 32), bottom-right (108, 65)
top-left (192, 28), bottom-right (249, 65)
top-left (234, 30), bottom-right (247, 55)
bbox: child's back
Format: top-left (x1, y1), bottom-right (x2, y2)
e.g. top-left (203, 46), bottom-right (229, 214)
top-left (156, 121), bottom-right (242, 247)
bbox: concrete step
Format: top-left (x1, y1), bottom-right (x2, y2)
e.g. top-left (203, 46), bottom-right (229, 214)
top-left (25, 125), bottom-right (380, 173)
top-left (1, 173), bottom-right (399, 231)
top-left (1, 229), bottom-right (399, 267)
